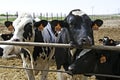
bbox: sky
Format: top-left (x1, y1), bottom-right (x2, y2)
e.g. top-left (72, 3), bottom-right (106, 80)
top-left (0, 0), bottom-right (120, 16)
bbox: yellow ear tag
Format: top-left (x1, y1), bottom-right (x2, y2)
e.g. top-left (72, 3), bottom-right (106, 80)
top-left (55, 23), bottom-right (61, 31)
top-left (38, 24), bottom-right (44, 31)
top-left (92, 24), bottom-right (99, 30)
top-left (100, 55), bottom-right (106, 63)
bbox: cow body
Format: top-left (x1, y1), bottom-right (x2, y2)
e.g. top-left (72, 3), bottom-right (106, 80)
top-left (96, 37), bottom-right (120, 80)
top-left (12, 17), bottom-right (56, 80)
top-left (32, 20), bottom-right (56, 80)
top-left (62, 9), bottom-right (109, 80)
top-left (10, 13), bottom-right (36, 80)
top-left (64, 9), bottom-right (98, 72)
top-left (50, 20), bottom-right (73, 80)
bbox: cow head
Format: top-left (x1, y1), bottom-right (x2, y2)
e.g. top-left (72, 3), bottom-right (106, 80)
top-left (99, 36), bottom-right (116, 46)
top-left (65, 9), bottom-right (103, 46)
top-left (65, 9), bottom-right (103, 74)
top-left (65, 9), bottom-right (93, 46)
top-left (11, 13), bottom-right (34, 42)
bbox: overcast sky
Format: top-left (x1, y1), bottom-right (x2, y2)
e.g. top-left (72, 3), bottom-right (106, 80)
top-left (0, 0), bottom-right (120, 15)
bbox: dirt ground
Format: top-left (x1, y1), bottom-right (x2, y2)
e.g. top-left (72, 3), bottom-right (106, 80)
top-left (0, 19), bottom-right (120, 80)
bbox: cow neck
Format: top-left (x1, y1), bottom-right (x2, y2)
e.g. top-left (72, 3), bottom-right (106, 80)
top-left (76, 49), bottom-right (91, 59)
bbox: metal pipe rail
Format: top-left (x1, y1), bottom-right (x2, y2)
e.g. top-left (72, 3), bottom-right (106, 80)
top-left (0, 65), bottom-right (72, 74)
top-left (0, 65), bottom-right (120, 78)
top-left (0, 41), bottom-right (120, 51)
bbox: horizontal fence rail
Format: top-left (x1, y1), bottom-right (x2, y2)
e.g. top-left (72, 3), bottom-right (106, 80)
top-left (0, 65), bottom-right (120, 78)
top-left (0, 65), bottom-right (71, 74)
top-left (0, 41), bottom-right (120, 51)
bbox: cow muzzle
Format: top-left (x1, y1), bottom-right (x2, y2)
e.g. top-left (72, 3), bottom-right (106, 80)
top-left (76, 37), bottom-right (92, 46)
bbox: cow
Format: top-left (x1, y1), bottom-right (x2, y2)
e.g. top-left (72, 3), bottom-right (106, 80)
top-left (98, 36), bottom-right (119, 46)
top-left (11, 14), bottom-right (56, 80)
top-left (62, 9), bottom-right (104, 78)
top-left (32, 20), bottom-right (56, 80)
top-left (96, 36), bottom-right (120, 80)
top-left (0, 13), bottom-right (33, 59)
top-left (10, 13), bottom-right (36, 80)
top-left (50, 20), bottom-right (73, 80)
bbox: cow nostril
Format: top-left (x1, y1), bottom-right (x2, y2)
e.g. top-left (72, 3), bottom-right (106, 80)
top-left (13, 39), bottom-right (20, 41)
top-left (82, 39), bottom-right (86, 42)
top-left (81, 38), bottom-right (87, 43)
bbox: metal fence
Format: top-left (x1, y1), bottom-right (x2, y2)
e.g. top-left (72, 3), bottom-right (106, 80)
top-left (0, 12), bottom-right (120, 27)
top-left (0, 12), bottom-right (67, 22)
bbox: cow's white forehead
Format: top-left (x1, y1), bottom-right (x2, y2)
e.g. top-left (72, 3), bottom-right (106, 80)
top-left (72, 10), bottom-right (85, 16)
top-left (13, 13), bottom-right (33, 28)
top-left (18, 13), bottom-right (32, 18)
top-left (103, 37), bottom-right (108, 41)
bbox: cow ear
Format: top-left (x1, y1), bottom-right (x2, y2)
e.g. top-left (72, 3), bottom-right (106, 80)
top-left (92, 19), bottom-right (103, 27)
top-left (98, 39), bottom-right (103, 43)
top-left (99, 39), bottom-right (103, 41)
top-left (110, 39), bottom-right (114, 44)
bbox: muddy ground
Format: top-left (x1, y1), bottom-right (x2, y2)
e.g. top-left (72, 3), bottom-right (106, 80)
top-left (0, 19), bottom-right (120, 80)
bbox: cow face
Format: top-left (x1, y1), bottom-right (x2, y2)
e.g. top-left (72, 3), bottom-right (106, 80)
top-left (65, 9), bottom-right (93, 46)
top-left (23, 23), bottom-right (33, 41)
top-left (68, 49), bottom-right (97, 74)
top-left (11, 13), bottom-right (34, 42)
top-left (99, 36), bottom-right (116, 46)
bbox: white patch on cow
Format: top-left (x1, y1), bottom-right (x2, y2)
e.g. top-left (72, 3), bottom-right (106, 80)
top-left (13, 13), bottom-right (33, 27)
top-left (11, 13), bottom-right (34, 41)
top-left (0, 40), bottom-right (21, 59)
top-left (0, 34), bottom-right (4, 41)
top-left (57, 69), bottom-right (64, 80)
top-left (76, 49), bottom-right (91, 59)
top-left (34, 17), bottom-right (40, 22)
top-left (116, 44), bottom-right (120, 46)
top-left (41, 22), bottom-right (55, 43)
top-left (103, 37), bottom-right (108, 41)
top-left (72, 10), bottom-right (85, 16)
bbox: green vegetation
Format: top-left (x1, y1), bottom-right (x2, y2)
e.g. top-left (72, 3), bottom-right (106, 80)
top-left (0, 13), bottom-right (120, 26)
top-left (89, 14), bottom-right (120, 20)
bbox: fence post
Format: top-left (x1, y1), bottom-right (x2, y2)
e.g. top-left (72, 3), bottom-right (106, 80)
top-left (56, 13), bottom-right (58, 20)
top-left (33, 13), bottom-right (35, 18)
top-left (16, 11), bottom-right (18, 17)
top-left (40, 13), bottom-right (42, 20)
top-left (6, 12), bottom-right (8, 21)
top-left (51, 13), bottom-right (53, 20)
top-left (60, 12), bottom-right (62, 20)
top-left (46, 12), bottom-right (48, 20)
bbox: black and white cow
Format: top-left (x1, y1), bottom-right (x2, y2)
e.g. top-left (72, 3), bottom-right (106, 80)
top-left (98, 36), bottom-right (119, 46)
top-left (0, 13), bottom-right (34, 59)
top-left (10, 13), bottom-right (36, 80)
top-left (32, 20), bottom-right (56, 80)
top-left (65, 9), bottom-right (101, 74)
top-left (63, 9), bottom-right (104, 76)
top-left (96, 36), bottom-right (120, 80)
top-left (11, 14), bottom-right (56, 80)
top-left (65, 9), bottom-right (120, 80)
top-left (50, 20), bottom-right (73, 80)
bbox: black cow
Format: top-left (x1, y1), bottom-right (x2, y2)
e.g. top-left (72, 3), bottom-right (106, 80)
top-left (33, 20), bottom-right (49, 61)
top-left (50, 20), bottom-right (73, 79)
top-left (64, 9), bottom-right (102, 71)
top-left (33, 20), bottom-right (72, 80)
top-left (96, 36), bottom-right (120, 80)
top-left (63, 9), bottom-right (104, 77)
top-left (99, 36), bottom-right (118, 46)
